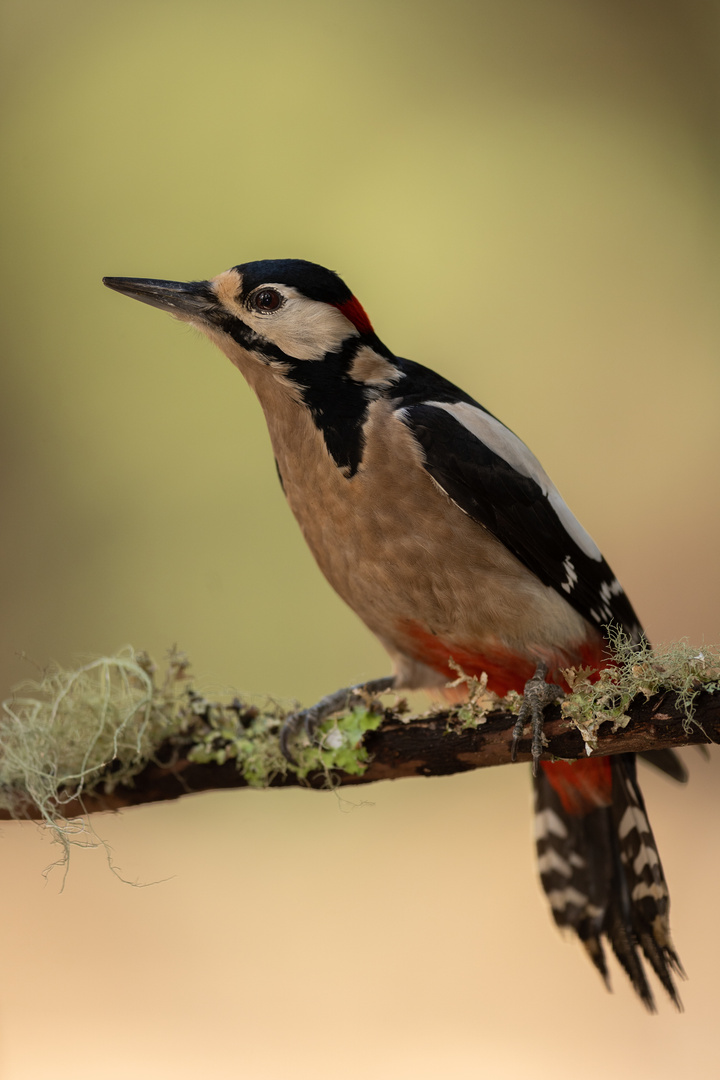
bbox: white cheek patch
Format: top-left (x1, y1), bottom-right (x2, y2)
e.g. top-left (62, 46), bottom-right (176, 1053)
top-left (426, 400), bottom-right (603, 562)
top-left (211, 275), bottom-right (357, 362)
top-left (263, 294), bottom-right (357, 360)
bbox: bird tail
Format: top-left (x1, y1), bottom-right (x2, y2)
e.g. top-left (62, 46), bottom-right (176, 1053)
top-left (534, 754), bottom-right (685, 1010)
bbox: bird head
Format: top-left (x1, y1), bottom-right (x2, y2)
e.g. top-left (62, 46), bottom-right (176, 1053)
top-left (104, 259), bottom-right (402, 475)
top-left (103, 259), bottom-right (383, 365)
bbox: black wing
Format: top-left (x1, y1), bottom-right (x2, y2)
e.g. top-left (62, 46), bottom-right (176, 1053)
top-left (397, 390), bottom-right (642, 641)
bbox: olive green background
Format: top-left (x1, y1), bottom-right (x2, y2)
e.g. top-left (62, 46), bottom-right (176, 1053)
top-left (1, 2), bottom-right (719, 1077)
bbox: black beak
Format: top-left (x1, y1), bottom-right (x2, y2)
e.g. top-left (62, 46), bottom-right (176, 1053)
top-left (102, 276), bottom-right (217, 319)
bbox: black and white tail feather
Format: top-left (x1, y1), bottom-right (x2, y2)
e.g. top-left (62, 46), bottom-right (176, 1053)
top-left (535, 754), bottom-right (685, 1011)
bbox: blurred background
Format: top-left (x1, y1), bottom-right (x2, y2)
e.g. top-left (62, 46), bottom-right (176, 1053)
top-left (1, 0), bottom-right (719, 1076)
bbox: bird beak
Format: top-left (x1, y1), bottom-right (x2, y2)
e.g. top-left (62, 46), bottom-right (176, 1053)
top-left (102, 276), bottom-right (216, 320)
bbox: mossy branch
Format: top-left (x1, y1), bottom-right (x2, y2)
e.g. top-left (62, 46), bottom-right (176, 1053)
top-left (1, 640), bottom-right (718, 829)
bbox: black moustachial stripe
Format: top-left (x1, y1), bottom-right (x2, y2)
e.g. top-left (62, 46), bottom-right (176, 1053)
top-left (288, 341), bottom-right (374, 476)
top-left (214, 311), bottom-right (385, 476)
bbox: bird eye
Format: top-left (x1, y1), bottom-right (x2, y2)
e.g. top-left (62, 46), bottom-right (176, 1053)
top-left (251, 288), bottom-right (283, 313)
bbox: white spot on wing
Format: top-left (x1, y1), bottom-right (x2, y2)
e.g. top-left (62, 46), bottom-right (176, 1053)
top-left (600, 578), bottom-right (623, 602)
top-left (560, 556), bottom-right (578, 594)
top-left (425, 401), bottom-right (602, 561)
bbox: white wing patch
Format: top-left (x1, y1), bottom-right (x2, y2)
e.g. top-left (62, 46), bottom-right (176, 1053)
top-left (425, 401), bottom-right (602, 562)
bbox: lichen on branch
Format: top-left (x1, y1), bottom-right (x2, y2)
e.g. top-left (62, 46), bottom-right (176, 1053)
top-left (561, 629), bottom-right (720, 750)
top-left (1, 637), bottom-right (718, 854)
top-left (0, 647), bottom-right (386, 836)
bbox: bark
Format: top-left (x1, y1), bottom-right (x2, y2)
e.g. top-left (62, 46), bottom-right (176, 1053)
top-left (2, 687), bottom-right (717, 821)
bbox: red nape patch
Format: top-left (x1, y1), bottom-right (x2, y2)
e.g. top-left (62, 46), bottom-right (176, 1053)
top-left (336, 296), bottom-right (373, 335)
top-left (541, 758), bottom-right (613, 815)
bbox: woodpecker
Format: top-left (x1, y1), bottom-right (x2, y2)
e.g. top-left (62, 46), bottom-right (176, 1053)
top-left (104, 259), bottom-right (684, 1009)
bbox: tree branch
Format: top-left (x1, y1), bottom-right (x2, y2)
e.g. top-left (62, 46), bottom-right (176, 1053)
top-left (2, 686), bottom-right (717, 822)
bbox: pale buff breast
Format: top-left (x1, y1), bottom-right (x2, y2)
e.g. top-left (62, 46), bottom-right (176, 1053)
top-left (246, 372), bottom-right (596, 683)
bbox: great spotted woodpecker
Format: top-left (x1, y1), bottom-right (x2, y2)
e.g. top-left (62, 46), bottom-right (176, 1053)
top-left (104, 259), bottom-right (684, 1009)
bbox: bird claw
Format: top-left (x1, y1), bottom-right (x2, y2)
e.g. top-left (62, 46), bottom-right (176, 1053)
top-left (511, 662), bottom-right (565, 776)
top-left (279, 676), bottom-right (396, 764)
top-left (279, 705), bottom-right (322, 762)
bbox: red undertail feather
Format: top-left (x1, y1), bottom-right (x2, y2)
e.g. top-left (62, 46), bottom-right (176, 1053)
top-left (396, 618), bottom-right (605, 697)
top-left (541, 758), bottom-right (613, 815)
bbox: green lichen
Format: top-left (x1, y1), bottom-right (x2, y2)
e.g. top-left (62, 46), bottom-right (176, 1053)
top-left (183, 695), bottom-right (383, 786)
top-left (2, 636), bottom-right (717, 870)
top-left (184, 693), bottom-right (290, 787)
top-left (292, 707), bottom-right (384, 781)
top-left (561, 630), bottom-right (720, 752)
top-left (0, 649), bottom-right (385, 862)
top-left (0, 649), bottom-right (168, 820)
top-left (0, 648), bottom-right (205, 867)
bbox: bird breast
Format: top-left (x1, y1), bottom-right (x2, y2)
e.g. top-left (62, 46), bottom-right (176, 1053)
top-left (256, 379), bottom-right (594, 683)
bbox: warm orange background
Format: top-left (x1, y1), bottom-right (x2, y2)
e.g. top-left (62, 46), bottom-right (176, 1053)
top-left (1, 2), bottom-right (719, 1077)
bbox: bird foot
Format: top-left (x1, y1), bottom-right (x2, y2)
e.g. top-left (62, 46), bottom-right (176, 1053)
top-left (511, 662), bottom-right (565, 776)
top-left (280, 676), bottom-right (396, 763)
